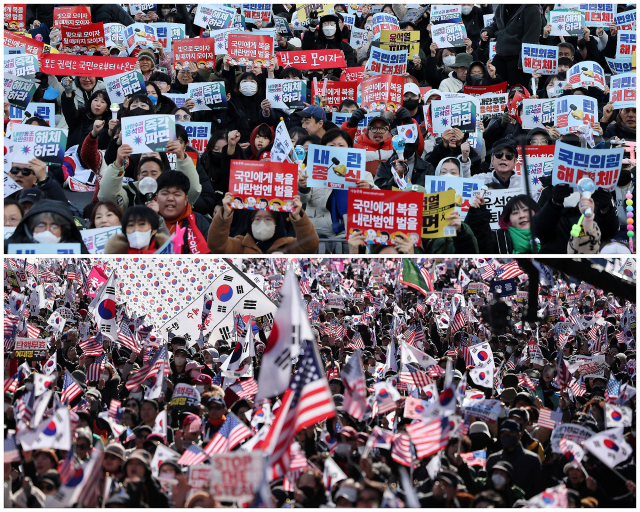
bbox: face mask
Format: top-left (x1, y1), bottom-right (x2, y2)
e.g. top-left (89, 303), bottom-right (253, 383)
top-left (618, 169), bottom-right (632, 186)
top-left (159, 471), bottom-right (175, 479)
top-left (470, 75), bottom-right (484, 86)
top-left (252, 220), bottom-right (276, 241)
top-left (148, 95), bottom-right (158, 106)
top-left (174, 356), bottom-right (186, 366)
top-left (299, 486), bottom-right (315, 499)
top-left (129, 107), bottom-right (148, 117)
top-left (195, 385), bottom-right (205, 395)
top-left (322, 25), bottom-right (336, 37)
top-left (161, 9), bottom-right (170, 16)
top-left (403, 98), bottom-right (419, 110)
top-left (240, 81), bottom-right (258, 96)
top-left (506, 345), bottom-right (513, 354)
top-left (336, 443), bottom-right (351, 457)
top-left (500, 434), bottom-right (518, 449)
top-left (443, 55), bottom-right (456, 67)
top-left (130, 392), bottom-right (143, 400)
top-left (211, 152), bottom-right (224, 166)
top-left (101, 373), bottom-right (109, 381)
top-left (491, 474), bottom-right (507, 489)
top-left (367, 365), bottom-right (376, 374)
top-left (33, 230), bottom-right (61, 244)
top-left (461, 6), bottom-right (473, 15)
top-left (308, 73), bottom-right (323, 82)
top-left (127, 229), bottom-right (152, 249)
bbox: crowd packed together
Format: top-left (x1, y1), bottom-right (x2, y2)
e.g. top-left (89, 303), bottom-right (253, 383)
top-left (3, 3), bottom-right (636, 255)
top-left (2, 257), bottom-right (637, 507)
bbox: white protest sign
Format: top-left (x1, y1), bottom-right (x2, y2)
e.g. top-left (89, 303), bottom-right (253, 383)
top-left (210, 451), bottom-right (265, 502)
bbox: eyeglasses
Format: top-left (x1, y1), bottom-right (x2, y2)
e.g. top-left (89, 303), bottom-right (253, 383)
top-left (9, 167), bottom-right (34, 176)
top-left (369, 126), bottom-right (389, 133)
top-left (493, 151), bottom-right (515, 161)
top-left (175, 114), bottom-right (190, 121)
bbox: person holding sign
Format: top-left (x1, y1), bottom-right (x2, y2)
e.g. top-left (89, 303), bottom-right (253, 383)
top-left (60, 79), bottom-right (112, 149)
top-left (301, 11), bottom-right (357, 77)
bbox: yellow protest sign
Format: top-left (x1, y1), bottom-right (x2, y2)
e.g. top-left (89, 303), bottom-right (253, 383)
top-left (380, 30), bottom-right (421, 58)
top-left (296, 4), bottom-right (335, 24)
top-left (421, 189), bottom-right (456, 238)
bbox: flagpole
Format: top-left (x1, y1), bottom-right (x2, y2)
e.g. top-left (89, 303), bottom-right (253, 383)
top-left (583, 445), bottom-right (631, 483)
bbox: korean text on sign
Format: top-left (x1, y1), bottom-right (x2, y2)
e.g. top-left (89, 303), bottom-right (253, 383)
top-left (422, 189), bottom-right (457, 238)
top-left (553, 140), bottom-right (624, 192)
top-left (229, 160), bottom-right (298, 211)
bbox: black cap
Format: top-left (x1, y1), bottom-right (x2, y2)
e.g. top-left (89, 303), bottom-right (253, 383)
top-left (500, 419), bottom-right (521, 433)
top-left (492, 460), bottom-right (515, 479)
top-left (435, 469), bottom-right (460, 487)
top-left (491, 138), bottom-right (518, 156)
top-left (18, 187), bottom-right (45, 204)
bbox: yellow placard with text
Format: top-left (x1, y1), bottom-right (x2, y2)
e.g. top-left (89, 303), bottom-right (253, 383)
top-left (422, 189), bottom-right (456, 239)
top-left (380, 30), bottom-right (421, 58)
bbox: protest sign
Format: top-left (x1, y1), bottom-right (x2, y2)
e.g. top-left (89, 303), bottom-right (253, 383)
top-left (154, 23), bottom-right (185, 52)
top-left (333, 112), bottom-right (383, 135)
top-left (521, 99), bottom-right (555, 129)
top-left (422, 189), bottom-right (457, 239)
top-left (306, 145), bottom-right (366, 189)
top-left (614, 9), bottom-right (636, 31)
top-left (227, 34), bottom-right (273, 66)
top-left (522, 44), bottom-right (558, 75)
top-left (40, 54), bottom-right (137, 78)
top-left (477, 189), bottom-right (526, 229)
top-left (617, 31), bottom-right (636, 59)
top-left (3, 32), bottom-right (47, 58)
top-left (121, 115), bottom-right (176, 154)
top-left (581, 3), bottom-right (615, 26)
top-left (347, 188), bottom-right (423, 246)
top-left (53, 6), bottom-right (91, 27)
top-left (271, 121), bottom-right (294, 163)
top-left (14, 338), bottom-right (48, 360)
top-left (5, 173), bottom-right (22, 198)
top-left (278, 50), bottom-right (347, 70)
top-left (422, 176), bottom-right (484, 220)
top-left (605, 57), bottom-right (633, 75)
top-left (461, 399), bottom-right (502, 423)
top-left (295, 4), bottom-right (334, 26)
top-left (210, 27), bottom-right (235, 54)
top-left (4, 4), bottom-right (26, 31)
top-left (515, 145), bottom-right (555, 200)
top-left (554, 96), bottom-right (596, 135)
top-left (476, 93), bottom-right (508, 119)
top-left (187, 82), bottom-right (227, 111)
top-left (341, 67), bottom-right (365, 82)
top-left (242, 4), bottom-right (272, 23)
top-left (366, 47), bottom-right (408, 76)
top-left (60, 23), bottom-right (105, 54)
top-left (81, 226), bottom-right (123, 254)
top-left (550, 424), bottom-right (594, 452)
top-left (491, 278), bottom-right (517, 297)
top-left (274, 16), bottom-right (293, 36)
top-left (553, 141), bottom-right (623, 192)
top-left (68, 178), bottom-right (95, 192)
top-left (160, 94), bottom-right (187, 110)
top-left (430, 5), bottom-right (462, 24)
top-left (103, 70), bottom-right (146, 103)
top-left (361, 74), bottom-right (404, 112)
top-left (229, 160), bottom-right (298, 211)
top-left (266, 79), bottom-right (306, 110)
top-left (194, 4), bottom-right (235, 29)
top-left (4, 54), bottom-right (38, 78)
top-left (350, 28), bottom-right (369, 51)
top-left (483, 13), bottom-right (494, 27)
top-left (548, 9), bottom-right (585, 36)
top-left (311, 81), bottom-right (357, 112)
top-left (176, 122), bottom-right (211, 153)
top-left (10, 102), bottom-right (56, 129)
top-left (8, 243), bottom-right (82, 255)
top-left (567, 61), bottom-right (605, 90)
top-left (11, 125), bottom-right (67, 166)
top-left (122, 23), bottom-right (157, 53)
top-left (431, 23), bottom-right (467, 48)
top-left (4, 47), bottom-right (25, 55)
top-left (463, 82), bottom-right (507, 96)
top-left (173, 37), bottom-right (216, 70)
top-left (104, 23), bottom-right (126, 47)
top-left (490, 42), bottom-right (496, 60)
top-left (372, 13), bottom-right (400, 40)
top-left (610, 72), bottom-right (636, 109)
top-left (188, 465), bottom-right (212, 492)
top-left (431, 99), bottom-right (477, 133)
top-left (380, 30), bottom-right (420, 57)
top-left (210, 452), bottom-right (265, 502)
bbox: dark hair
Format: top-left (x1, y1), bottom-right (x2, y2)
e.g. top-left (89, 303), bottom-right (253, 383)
top-left (4, 199), bottom-right (24, 217)
top-left (201, 130), bottom-right (230, 171)
top-left (148, 71), bottom-right (172, 85)
top-left (255, 124), bottom-right (273, 141)
top-left (558, 42), bottom-right (575, 55)
top-left (338, 99), bottom-right (358, 111)
top-left (500, 194), bottom-right (540, 227)
top-left (439, 157), bottom-right (461, 172)
top-left (321, 128), bottom-right (353, 148)
top-left (137, 156), bottom-right (164, 177)
top-left (156, 171), bottom-right (190, 195)
top-left (24, 116), bottom-right (50, 127)
top-left (126, 94), bottom-right (154, 113)
top-left (144, 81), bottom-right (163, 98)
top-left (235, 72), bottom-right (260, 94)
top-left (436, 47), bottom-right (456, 67)
top-left (89, 200), bottom-right (123, 228)
top-left (175, 124), bottom-right (188, 145)
top-left (87, 90), bottom-right (111, 119)
top-left (289, 126), bottom-right (307, 143)
top-left (280, 67), bottom-right (302, 79)
top-left (121, 205), bottom-right (160, 232)
top-left (171, 106), bottom-right (191, 117)
top-left (297, 134), bottom-right (322, 147)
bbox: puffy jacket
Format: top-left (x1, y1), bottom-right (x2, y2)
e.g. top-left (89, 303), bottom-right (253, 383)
top-left (192, 97), bottom-right (252, 144)
top-left (439, 71), bottom-right (464, 93)
top-left (247, 123), bottom-right (275, 160)
top-left (48, 76), bottom-right (107, 130)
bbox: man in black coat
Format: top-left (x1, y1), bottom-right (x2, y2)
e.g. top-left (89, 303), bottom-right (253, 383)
top-left (90, 5), bottom-right (135, 26)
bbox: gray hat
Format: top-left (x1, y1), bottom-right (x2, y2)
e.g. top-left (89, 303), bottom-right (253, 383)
top-left (105, 442), bottom-right (126, 461)
top-left (453, 370), bottom-right (463, 380)
top-left (453, 52), bottom-right (473, 68)
top-left (468, 421), bottom-right (491, 437)
top-left (71, 370), bottom-right (86, 384)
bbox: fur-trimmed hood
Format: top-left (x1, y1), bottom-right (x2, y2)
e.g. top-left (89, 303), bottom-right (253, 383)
top-left (104, 232), bottom-right (170, 254)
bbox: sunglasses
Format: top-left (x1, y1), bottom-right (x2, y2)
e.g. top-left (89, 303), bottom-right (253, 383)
top-left (209, 404), bottom-right (225, 410)
top-left (9, 167), bottom-right (35, 176)
top-left (493, 151), bottom-right (515, 161)
top-left (175, 114), bottom-right (191, 121)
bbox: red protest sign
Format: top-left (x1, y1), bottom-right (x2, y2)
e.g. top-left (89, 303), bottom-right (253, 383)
top-left (347, 188), bottom-right (423, 246)
top-left (229, 160), bottom-right (298, 211)
top-left (277, 50), bottom-right (347, 70)
top-left (4, 31), bottom-right (44, 58)
top-left (60, 23), bottom-right (105, 53)
top-left (515, 144), bottom-right (555, 174)
top-left (361, 74), bottom-right (404, 112)
top-left (463, 82), bottom-right (508, 97)
top-left (228, 34), bottom-right (273, 66)
top-left (53, 6), bottom-right (91, 27)
top-left (173, 37), bottom-right (216, 70)
top-left (341, 67), bottom-right (365, 82)
top-left (312, 81), bottom-right (358, 112)
top-left (4, 4), bottom-right (26, 31)
top-left (40, 54), bottom-right (138, 77)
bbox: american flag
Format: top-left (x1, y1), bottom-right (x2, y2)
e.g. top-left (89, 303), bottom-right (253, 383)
top-left (71, 397), bottom-right (91, 412)
top-left (79, 335), bottom-right (104, 357)
top-left (517, 373), bottom-right (536, 391)
top-left (86, 353), bottom-right (107, 382)
top-left (61, 370), bottom-right (83, 403)
top-left (592, 326), bottom-right (609, 354)
top-left (4, 374), bottom-right (19, 394)
top-left (269, 343), bottom-right (336, 474)
top-left (495, 261), bottom-right (524, 280)
top-left (554, 350), bottom-right (570, 391)
top-left (416, 301), bottom-right (426, 314)
top-left (67, 262), bottom-right (77, 282)
top-left (117, 321), bottom-right (140, 352)
top-left (125, 345), bottom-right (167, 390)
top-left (283, 450), bottom-right (308, 491)
top-left (349, 331), bottom-right (365, 350)
top-left (419, 265), bottom-right (434, 292)
top-left (538, 407), bottom-right (563, 429)
top-left (4, 314), bottom-right (18, 351)
top-left (177, 444), bottom-right (208, 466)
top-left (109, 400), bottom-right (122, 420)
top-left (406, 416), bottom-right (451, 459)
top-left (299, 275), bottom-right (311, 295)
top-left (570, 376), bottom-right (586, 397)
top-left (605, 376), bottom-right (621, 404)
top-left (427, 364), bottom-right (445, 378)
top-left (327, 319), bottom-right (346, 340)
top-left (231, 378), bottom-right (259, 399)
top-left (460, 449), bottom-right (487, 468)
top-left (325, 353), bottom-right (340, 380)
top-left (459, 336), bottom-right (473, 367)
top-left (4, 435), bottom-right (21, 463)
top-left (391, 433), bottom-right (412, 467)
top-left (414, 320), bottom-right (425, 346)
top-left (479, 261), bottom-right (497, 280)
top-left (402, 326), bottom-right (416, 346)
top-left (588, 324), bottom-right (599, 341)
top-left (341, 350), bottom-right (367, 420)
top-left (399, 364), bottom-right (431, 388)
top-left (15, 390), bottom-right (34, 423)
top-left (204, 413), bottom-right (252, 455)
top-left (59, 445), bottom-right (77, 483)
top-left (451, 311), bottom-right (466, 333)
top-left (506, 353), bottom-right (517, 370)
top-left (25, 261), bottom-right (38, 278)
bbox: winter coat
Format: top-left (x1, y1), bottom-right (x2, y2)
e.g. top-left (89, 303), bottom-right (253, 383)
top-left (482, 5), bottom-right (543, 60)
top-left (91, 5), bottom-right (135, 26)
top-left (60, 92), bottom-right (110, 150)
top-left (48, 76), bottom-right (107, 130)
top-left (439, 70), bottom-right (464, 93)
top-left (374, 154), bottom-right (436, 190)
top-left (300, 18), bottom-right (357, 75)
top-left (193, 97), bottom-right (252, 144)
top-left (104, 232), bottom-right (170, 254)
top-left (603, 114), bottom-right (636, 141)
top-left (486, 442), bottom-right (543, 499)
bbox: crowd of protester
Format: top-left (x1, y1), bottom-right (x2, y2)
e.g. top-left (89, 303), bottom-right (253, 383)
top-left (3, 257), bottom-right (637, 507)
top-left (4, 3), bottom-right (636, 254)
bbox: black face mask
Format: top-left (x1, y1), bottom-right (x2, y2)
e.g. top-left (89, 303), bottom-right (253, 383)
top-left (211, 152), bottom-right (224, 167)
top-left (299, 486), bottom-right (315, 500)
top-left (403, 98), bottom-right (420, 111)
top-left (307, 73), bottom-right (323, 83)
top-left (128, 107), bottom-right (148, 117)
top-left (404, 144), bottom-right (417, 159)
top-left (469, 75), bottom-right (485, 86)
top-left (618, 169), bottom-right (632, 186)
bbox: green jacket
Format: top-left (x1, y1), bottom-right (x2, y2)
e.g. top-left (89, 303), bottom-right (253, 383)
top-left (533, 382), bottom-right (560, 409)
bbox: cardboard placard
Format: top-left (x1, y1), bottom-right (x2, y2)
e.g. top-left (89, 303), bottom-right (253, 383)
top-left (60, 22), bottom-right (105, 54)
top-left (11, 124), bottom-right (67, 165)
top-left (266, 79), bottom-right (306, 110)
top-left (4, 4), bottom-right (26, 31)
top-left (360, 74), bottom-right (404, 112)
top-left (421, 189), bottom-right (457, 239)
top-left (227, 33), bottom-right (273, 66)
top-left (522, 44), bottom-right (558, 75)
top-left (552, 140), bottom-right (623, 192)
top-left (228, 160), bottom-right (298, 211)
top-left (103, 70), bottom-right (146, 103)
top-left (173, 37), bottom-right (216, 70)
top-left (431, 23), bottom-right (467, 48)
top-left (277, 50), bottom-right (347, 70)
top-left (187, 82), bottom-right (227, 111)
top-left (53, 6), bottom-right (91, 27)
top-left (121, 114), bottom-right (176, 154)
top-left (306, 145), bottom-right (366, 189)
top-left (40, 54), bottom-right (137, 77)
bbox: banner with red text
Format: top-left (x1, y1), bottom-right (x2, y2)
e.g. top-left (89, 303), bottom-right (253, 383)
top-left (40, 54), bottom-right (137, 77)
top-left (60, 23), bottom-right (106, 54)
top-left (228, 34), bottom-right (273, 66)
top-left (361, 74), bottom-right (404, 112)
top-left (173, 37), bottom-right (216, 71)
top-left (229, 160), bottom-right (298, 211)
top-left (278, 50), bottom-right (347, 70)
top-left (53, 6), bottom-right (91, 27)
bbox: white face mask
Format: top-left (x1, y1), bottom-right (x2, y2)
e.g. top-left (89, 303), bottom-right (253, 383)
top-left (159, 471), bottom-right (175, 479)
top-left (322, 25), bottom-right (337, 37)
top-left (33, 230), bottom-right (61, 244)
top-left (240, 81), bottom-right (258, 96)
top-left (130, 392), bottom-right (143, 400)
top-left (506, 345), bottom-right (513, 354)
top-left (336, 443), bottom-right (351, 456)
top-left (491, 473), bottom-right (506, 489)
top-left (127, 229), bottom-right (152, 249)
top-left (367, 365), bottom-right (376, 374)
top-left (252, 220), bottom-right (276, 241)
top-left (443, 55), bottom-right (456, 67)
top-left (25, 382), bottom-right (33, 390)
top-left (101, 373), bottom-right (109, 381)
top-left (174, 356), bottom-right (186, 366)
top-left (461, 6), bottom-right (473, 15)
top-left (195, 385), bottom-right (205, 395)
